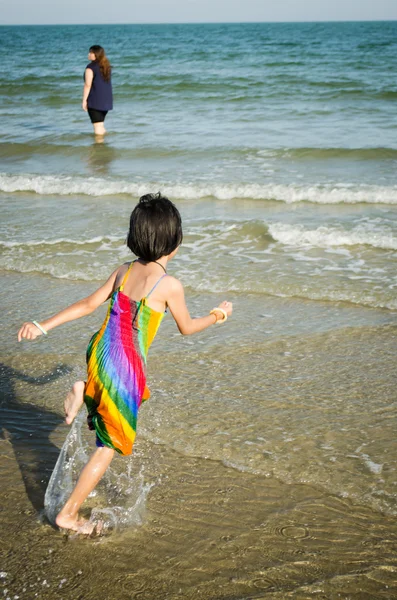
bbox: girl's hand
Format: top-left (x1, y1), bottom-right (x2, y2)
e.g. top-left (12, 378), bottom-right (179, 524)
top-left (18, 322), bottom-right (44, 342)
top-left (82, 100), bottom-right (88, 111)
top-left (213, 301), bottom-right (233, 320)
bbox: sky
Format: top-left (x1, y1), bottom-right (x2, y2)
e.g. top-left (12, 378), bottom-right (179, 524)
top-left (1, 0), bottom-right (397, 25)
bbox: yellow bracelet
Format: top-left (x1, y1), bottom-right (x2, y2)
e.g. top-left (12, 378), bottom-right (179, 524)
top-left (210, 308), bottom-right (228, 323)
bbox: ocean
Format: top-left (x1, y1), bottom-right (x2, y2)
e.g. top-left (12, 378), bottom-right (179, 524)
top-left (1, 21), bottom-right (397, 599)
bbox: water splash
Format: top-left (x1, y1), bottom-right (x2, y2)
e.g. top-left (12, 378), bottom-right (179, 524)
top-left (44, 412), bottom-right (89, 525)
top-left (44, 411), bottom-right (154, 532)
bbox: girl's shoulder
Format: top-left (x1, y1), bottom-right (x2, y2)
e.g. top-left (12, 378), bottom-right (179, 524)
top-left (162, 274), bottom-right (184, 296)
top-left (113, 261), bottom-right (132, 288)
top-left (112, 263), bottom-right (183, 296)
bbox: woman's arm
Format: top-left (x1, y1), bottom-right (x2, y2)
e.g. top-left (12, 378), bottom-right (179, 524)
top-left (166, 278), bottom-right (232, 335)
top-left (18, 266), bottom-right (121, 342)
top-left (82, 68), bottom-right (94, 111)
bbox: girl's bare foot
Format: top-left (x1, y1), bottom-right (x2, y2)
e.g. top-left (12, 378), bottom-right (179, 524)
top-left (64, 381), bottom-right (85, 425)
top-left (55, 513), bottom-right (102, 535)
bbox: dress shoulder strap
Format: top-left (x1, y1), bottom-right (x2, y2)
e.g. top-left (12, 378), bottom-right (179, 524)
top-left (145, 274), bottom-right (168, 299)
top-left (119, 261), bottom-right (135, 292)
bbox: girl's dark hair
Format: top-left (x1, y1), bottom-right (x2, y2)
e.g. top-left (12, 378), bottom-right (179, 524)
top-left (127, 193), bottom-right (183, 261)
top-left (89, 45), bottom-right (111, 82)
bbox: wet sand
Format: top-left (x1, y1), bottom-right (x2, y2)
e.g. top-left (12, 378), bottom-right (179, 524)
top-left (1, 345), bottom-right (397, 600)
top-left (1, 433), bottom-right (397, 599)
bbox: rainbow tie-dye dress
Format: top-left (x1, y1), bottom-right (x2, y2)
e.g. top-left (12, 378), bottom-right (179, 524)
top-left (84, 264), bottom-right (166, 455)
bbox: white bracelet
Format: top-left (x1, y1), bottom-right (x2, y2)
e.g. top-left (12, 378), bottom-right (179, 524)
top-left (209, 308), bottom-right (228, 323)
top-left (32, 321), bottom-right (48, 336)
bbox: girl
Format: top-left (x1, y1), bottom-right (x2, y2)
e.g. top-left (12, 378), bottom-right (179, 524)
top-left (18, 193), bottom-right (232, 534)
top-left (83, 45), bottom-right (113, 136)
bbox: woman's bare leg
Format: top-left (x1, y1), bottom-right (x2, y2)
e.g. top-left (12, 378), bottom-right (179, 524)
top-left (64, 381), bottom-right (85, 424)
top-left (93, 122), bottom-right (106, 135)
top-left (55, 445), bottom-right (115, 533)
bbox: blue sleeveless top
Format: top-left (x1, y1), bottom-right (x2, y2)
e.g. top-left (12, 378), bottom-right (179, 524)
top-left (85, 62), bottom-right (113, 111)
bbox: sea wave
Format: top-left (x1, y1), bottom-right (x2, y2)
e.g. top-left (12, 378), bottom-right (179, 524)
top-left (5, 219), bottom-right (396, 253)
top-left (0, 235), bottom-right (124, 248)
top-left (2, 142), bottom-right (397, 163)
top-left (269, 223), bottom-right (397, 251)
top-left (256, 146), bottom-right (397, 160)
top-left (1, 173), bottom-right (397, 204)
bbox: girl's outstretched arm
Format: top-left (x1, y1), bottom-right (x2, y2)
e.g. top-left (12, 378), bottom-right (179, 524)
top-left (166, 277), bottom-right (232, 335)
top-left (17, 266), bottom-right (121, 342)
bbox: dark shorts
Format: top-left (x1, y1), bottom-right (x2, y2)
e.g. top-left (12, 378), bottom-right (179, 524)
top-left (96, 435), bottom-right (105, 448)
top-left (87, 413), bottom-right (105, 448)
top-left (88, 108), bottom-right (108, 123)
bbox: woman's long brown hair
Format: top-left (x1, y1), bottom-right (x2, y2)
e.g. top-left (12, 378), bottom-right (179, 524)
top-left (89, 45), bottom-right (111, 82)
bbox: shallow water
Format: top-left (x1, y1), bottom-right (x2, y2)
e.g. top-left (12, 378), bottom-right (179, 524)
top-left (1, 22), bottom-right (397, 314)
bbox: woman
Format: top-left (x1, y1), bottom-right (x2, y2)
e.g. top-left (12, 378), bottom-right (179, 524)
top-left (83, 45), bottom-right (113, 136)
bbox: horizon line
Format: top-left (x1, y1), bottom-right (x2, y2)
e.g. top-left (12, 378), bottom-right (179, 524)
top-left (1, 18), bottom-right (397, 26)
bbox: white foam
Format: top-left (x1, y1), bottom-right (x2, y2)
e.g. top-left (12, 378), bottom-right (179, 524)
top-left (361, 454), bottom-right (384, 475)
top-left (1, 173), bottom-right (397, 204)
top-left (0, 235), bottom-right (123, 248)
top-left (269, 223), bottom-right (397, 250)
